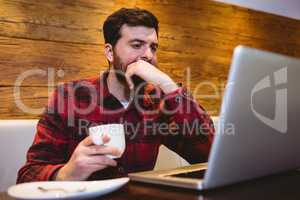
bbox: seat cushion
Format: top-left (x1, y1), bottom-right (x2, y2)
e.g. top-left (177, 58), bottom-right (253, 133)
top-left (154, 116), bottom-right (218, 170)
top-left (0, 120), bottom-right (37, 192)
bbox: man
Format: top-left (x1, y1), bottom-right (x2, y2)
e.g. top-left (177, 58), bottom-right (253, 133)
top-left (17, 8), bottom-right (214, 182)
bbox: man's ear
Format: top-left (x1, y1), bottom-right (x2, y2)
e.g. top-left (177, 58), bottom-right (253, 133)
top-left (104, 43), bottom-right (114, 63)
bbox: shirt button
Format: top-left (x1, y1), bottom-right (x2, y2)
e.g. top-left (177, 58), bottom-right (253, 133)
top-left (175, 95), bottom-right (182, 103)
top-left (118, 166), bottom-right (125, 174)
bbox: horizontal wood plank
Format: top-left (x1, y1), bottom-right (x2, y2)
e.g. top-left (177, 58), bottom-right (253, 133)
top-left (1, 0), bottom-right (300, 118)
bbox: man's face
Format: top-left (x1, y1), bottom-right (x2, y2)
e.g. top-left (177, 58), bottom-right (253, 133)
top-left (110, 24), bottom-right (158, 85)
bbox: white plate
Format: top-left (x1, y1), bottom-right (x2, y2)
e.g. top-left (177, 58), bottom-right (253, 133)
top-left (7, 177), bottom-right (129, 200)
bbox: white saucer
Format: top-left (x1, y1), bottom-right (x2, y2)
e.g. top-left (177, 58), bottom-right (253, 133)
top-left (7, 177), bottom-right (129, 200)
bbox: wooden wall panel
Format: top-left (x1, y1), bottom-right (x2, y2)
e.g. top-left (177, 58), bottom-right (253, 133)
top-left (0, 36), bottom-right (106, 85)
top-left (0, 0), bottom-right (300, 118)
top-left (0, 86), bottom-right (51, 118)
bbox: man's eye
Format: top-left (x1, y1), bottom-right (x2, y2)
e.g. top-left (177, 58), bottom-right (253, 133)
top-left (132, 44), bottom-right (142, 49)
top-left (151, 46), bottom-right (157, 52)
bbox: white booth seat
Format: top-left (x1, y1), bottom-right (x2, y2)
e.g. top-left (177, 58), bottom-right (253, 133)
top-left (0, 117), bottom-right (218, 192)
top-left (154, 116), bottom-right (219, 170)
top-left (0, 120), bottom-right (38, 192)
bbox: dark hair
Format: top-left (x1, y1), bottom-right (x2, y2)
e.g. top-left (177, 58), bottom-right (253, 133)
top-left (103, 8), bottom-right (159, 47)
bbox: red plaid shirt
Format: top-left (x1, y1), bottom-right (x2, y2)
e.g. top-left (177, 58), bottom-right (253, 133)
top-left (17, 71), bottom-right (214, 183)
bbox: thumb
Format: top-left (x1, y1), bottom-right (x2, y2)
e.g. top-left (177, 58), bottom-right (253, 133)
top-left (102, 134), bottom-right (111, 144)
top-left (125, 74), bottom-right (134, 90)
top-left (81, 135), bottom-right (94, 146)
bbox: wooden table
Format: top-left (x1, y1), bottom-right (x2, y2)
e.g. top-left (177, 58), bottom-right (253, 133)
top-left (2, 170), bottom-right (300, 200)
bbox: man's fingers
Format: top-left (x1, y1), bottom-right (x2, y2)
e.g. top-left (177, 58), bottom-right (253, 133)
top-left (87, 145), bottom-right (121, 157)
top-left (86, 155), bottom-right (118, 167)
top-left (79, 134), bottom-right (110, 148)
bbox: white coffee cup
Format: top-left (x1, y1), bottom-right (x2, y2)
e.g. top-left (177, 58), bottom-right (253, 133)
top-left (88, 124), bottom-right (125, 159)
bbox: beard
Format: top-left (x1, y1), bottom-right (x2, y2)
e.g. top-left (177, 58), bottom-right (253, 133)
top-left (112, 54), bottom-right (146, 89)
top-left (111, 53), bottom-right (162, 109)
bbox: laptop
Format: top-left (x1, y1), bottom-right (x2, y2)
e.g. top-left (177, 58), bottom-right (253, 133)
top-left (128, 45), bottom-right (300, 190)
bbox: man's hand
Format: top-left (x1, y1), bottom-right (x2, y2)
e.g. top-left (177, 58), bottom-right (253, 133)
top-left (54, 135), bottom-right (121, 181)
top-left (125, 60), bottom-right (179, 94)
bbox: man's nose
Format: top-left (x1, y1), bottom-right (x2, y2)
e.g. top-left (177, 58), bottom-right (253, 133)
top-left (140, 47), bottom-right (154, 62)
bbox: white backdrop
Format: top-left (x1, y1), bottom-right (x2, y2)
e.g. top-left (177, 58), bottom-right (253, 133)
top-left (215, 0), bottom-right (300, 20)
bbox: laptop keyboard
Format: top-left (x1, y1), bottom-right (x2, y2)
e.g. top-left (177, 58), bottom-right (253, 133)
top-left (167, 169), bottom-right (206, 179)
